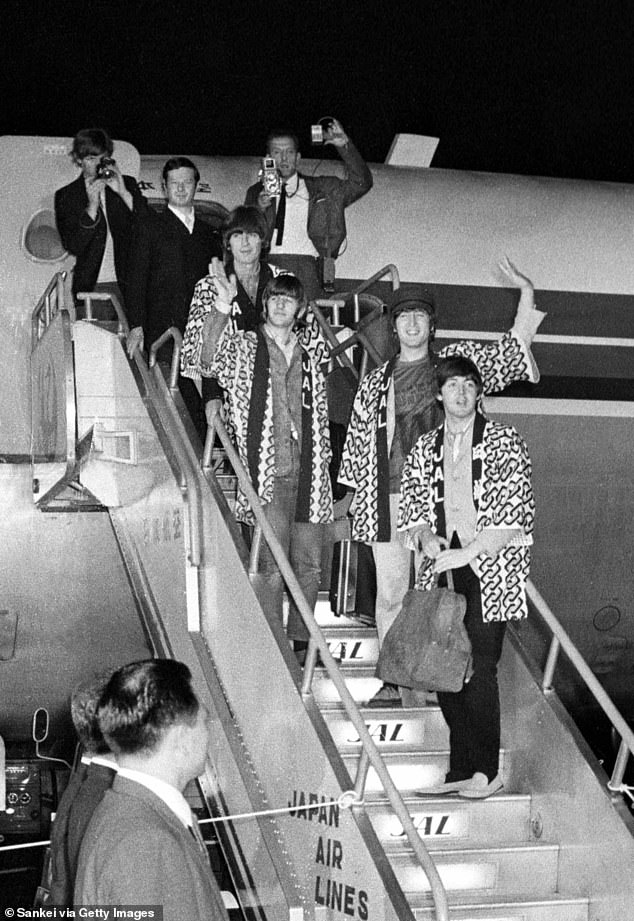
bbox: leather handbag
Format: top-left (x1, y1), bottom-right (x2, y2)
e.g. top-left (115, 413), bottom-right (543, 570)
top-left (376, 569), bottom-right (473, 693)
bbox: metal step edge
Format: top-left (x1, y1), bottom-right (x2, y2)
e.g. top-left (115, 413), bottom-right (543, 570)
top-left (320, 705), bottom-right (441, 717)
top-left (341, 749), bottom-right (511, 766)
top-left (364, 792), bottom-right (531, 808)
top-left (320, 625), bottom-right (378, 639)
top-left (409, 892), bottom-right (589, 921)
top-left (314, 665), bottom-right (378, 678)
top-left (393, 842), bottom-right (560, 860)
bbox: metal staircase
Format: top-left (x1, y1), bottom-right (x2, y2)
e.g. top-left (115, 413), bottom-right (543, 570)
top-left (27, 271), bottom-right (634, 920)
top-left (310, 597), bottom-right (593, 920)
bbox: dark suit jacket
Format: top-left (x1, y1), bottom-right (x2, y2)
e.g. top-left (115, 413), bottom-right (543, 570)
top-left (54, 174), bottom-right (148, 299)
top-left (75, 775), bottom-right (228, 921)
top-left (66, 763), bottom-right (116, 892)
top-left (126, 209), bottom-right (222, 362)
top-left (48, 761), bottom-right (115, 907)
top-left (47, 762), bottom-right (88, 907)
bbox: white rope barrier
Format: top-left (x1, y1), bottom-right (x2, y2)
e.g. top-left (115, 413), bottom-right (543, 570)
top-left (0, 791), bottom-right (364, 849)
top-left (197, 790), bottom-right (363, 825)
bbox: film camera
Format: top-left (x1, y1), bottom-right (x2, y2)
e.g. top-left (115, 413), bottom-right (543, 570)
top-left (96, 156), bottom-right (117, 180)
top-left (260, 156), bottom-right (282, 197)
top-left (311, 117), bottom-right (336, 145)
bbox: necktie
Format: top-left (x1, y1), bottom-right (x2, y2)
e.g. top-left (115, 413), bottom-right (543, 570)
top-left (274, 183), bottom-right (287, 245)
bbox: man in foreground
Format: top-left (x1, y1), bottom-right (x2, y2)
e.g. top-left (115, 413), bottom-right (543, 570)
top-left (47, 672), bottom-right (116, 907)
top-left (75, 659), bottom-right (228, 920)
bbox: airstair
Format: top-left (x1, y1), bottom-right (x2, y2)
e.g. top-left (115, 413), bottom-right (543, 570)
top-left (312, 601), bottom-right (592, 919)
top-left (27, 273), bottom-right (634, 920)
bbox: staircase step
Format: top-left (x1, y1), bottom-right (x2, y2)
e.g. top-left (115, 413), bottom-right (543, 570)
top-left (312, 665), bottom-right (384, 707)
top-left (319, 627), bottom-right (380, 666)
top-left (365, 793), bottom-right (532, 849)
top-left (409, 892), bottom-right (589, 920)
top-left (342, 750), bottom-right (509, 796)
top-left (321, 705), bottom-right (450, 751)
top-left (393, 843), bottom-right (559, 896)
top-left (314, 594), bottom-right (373, 628)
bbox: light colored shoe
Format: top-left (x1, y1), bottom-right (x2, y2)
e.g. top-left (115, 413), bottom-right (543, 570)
top-left (458, 772), bottom-right (504, 799)
top-left (415, 777), bottom-right (474, 797)
top-left (365, 683), bottom-right (402, 708)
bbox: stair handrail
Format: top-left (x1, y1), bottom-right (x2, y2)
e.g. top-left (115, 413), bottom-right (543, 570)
top-left (527, 579), bottom-right (634, 796)
top-left (32, 271), bottom-right (67, 348)
top-left (139, 326), bottom-right (203, 569)
top-left (310, 264), bottom-right (401, 376)
top-left (148, 326), bottom-right (184, 390)
top-left (350, 263), bottom-right (400, 305)
top-left (204, 414), bottom-right (450, 921)
top-left (74, 290), bottom-right (203, 569)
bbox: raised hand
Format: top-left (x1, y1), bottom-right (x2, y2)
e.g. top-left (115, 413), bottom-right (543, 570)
top-left (498, 255), bottom-right (534, 291)
top-left (210, 257), bottom-right (237, 305)
top-left (323, 118), bottom-right (349, 148)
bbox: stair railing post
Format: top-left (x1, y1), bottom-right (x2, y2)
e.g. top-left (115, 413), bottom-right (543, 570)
top-left (300, 642), bottom-right (319, 698)
top-left (542, 635), bottom-right (560, 692)
top-left (353, 748), bottom-right (371, 805)
top-left (609, 739), bottom-right (630, 798)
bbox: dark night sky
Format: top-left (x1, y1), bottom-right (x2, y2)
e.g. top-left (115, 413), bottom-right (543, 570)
top-left (3, 0), bottom-right (634, 182)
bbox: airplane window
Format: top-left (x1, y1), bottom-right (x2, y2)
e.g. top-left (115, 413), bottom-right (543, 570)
top-left (146, 199), bottom-right (229, 231)
top-left (23, 209), bottom-right (66, 263)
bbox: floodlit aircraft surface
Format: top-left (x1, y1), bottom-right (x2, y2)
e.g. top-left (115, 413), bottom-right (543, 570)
top-left (1, 136), bottom-right (634, 914)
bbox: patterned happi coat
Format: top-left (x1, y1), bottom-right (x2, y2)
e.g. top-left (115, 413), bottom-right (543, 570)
top-left (180, 262), bottom-right (280, 382)
top-left (398, 411), bottom-right (534, 622)
top-left (208, 313), bottom-right (333, 526)
top-left (338, 330), bottom-right (538, 543)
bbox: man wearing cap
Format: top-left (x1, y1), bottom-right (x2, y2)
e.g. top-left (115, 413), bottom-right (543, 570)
top-left (338, 258), bottom-right (544, 706)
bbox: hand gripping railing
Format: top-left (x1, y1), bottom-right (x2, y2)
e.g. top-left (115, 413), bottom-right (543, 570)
top-left (204, 414), bottom-right (450, 921)
top-left (527, 579), bottom-right (634, 800)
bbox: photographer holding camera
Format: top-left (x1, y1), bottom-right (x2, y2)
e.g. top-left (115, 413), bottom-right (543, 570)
top-left (245, 118), bottom-right (372, 301)
top-left (55, 128), bottom-right (148, 309)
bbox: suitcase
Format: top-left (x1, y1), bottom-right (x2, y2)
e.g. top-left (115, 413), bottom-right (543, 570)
top-left (329, 539), bottom-right (376, 624)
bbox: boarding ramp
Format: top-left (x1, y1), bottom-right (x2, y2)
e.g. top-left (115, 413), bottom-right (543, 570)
top-left (30, 276), bottom-right (634, 919)
top-left (30, 279), bottom-right (429, 920)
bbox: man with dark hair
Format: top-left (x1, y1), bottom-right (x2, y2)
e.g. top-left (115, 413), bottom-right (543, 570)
top-left (339, 258), bottom-right (544, 706)
top-left (181, 206), bottom-right (280, 420)
top-left (47, 672), bottom-right (116, 907)
top-left (125, 157), bottom-right (222, 439)
top-left (245, 120), bottom-right (372, 300)
top-left (399, 355), bottom-right (534, 798)
top-left (55, 128), bottom-right (148, 308)
top-left (75, 659), bottom-right (228, 920)
top-left (199, 272), bottom-right (332, 658)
